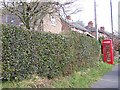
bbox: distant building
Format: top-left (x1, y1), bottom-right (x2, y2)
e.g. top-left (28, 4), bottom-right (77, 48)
top-left (1, 13), bottom-right (21, 26)
top-left (0, 9), bottom-right (96, 38)
top-left (61, 16), bottom-right (95, 38)
top-left (42, 13), bottom-right (62, 34)
top-left (85, 21), bottom-right (96, 37)
top-left (85, 21), bottom-right (113, 39)
top-left (1, 9), bottom-right (62, 34)
top-left (98, 26), bottom-right (106, 38)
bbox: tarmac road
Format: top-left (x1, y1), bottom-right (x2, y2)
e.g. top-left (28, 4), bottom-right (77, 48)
top-left (91, 64), bottom-right (119, 89)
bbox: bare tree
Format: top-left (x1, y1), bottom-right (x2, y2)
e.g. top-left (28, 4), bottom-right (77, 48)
top-left (2, 0), bottom-right (82, 30)
top-left (2, 0), bottom-right (59, 30)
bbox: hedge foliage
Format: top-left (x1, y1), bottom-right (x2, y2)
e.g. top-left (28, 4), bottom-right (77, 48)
top-left (1, 25), bottom-right (100, 80)
top-left (2, 25), bottom-right (72, 80)
top-left (61, 31), bottom-right (100, 75)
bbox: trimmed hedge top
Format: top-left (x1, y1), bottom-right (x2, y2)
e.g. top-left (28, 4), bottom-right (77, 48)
top-left (1, 25), bottom-right (100, 80)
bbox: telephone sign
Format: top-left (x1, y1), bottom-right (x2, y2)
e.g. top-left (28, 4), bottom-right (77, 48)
top-left (102, 39), bottom-right (114, 64)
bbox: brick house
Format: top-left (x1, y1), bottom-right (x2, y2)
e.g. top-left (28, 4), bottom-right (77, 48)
top-left (42, 14), bottom-right (62, 34)
top-left (1, 12), bottom-right (93, 36)
top-left (61, 16), bottom-right (95, 38)
top-left (1, 11), bottom-right (62, 34)
top-left (1, 11), bottom-right (102, 38)
top-left (61, 16), bottom-right (73, 31)
top-left (1, 13), bottom-right (21, 26)
top-left (85, 21), bottom-right (112, 39)
top-left (61, 16), bottom-right (87, 33)
top-left (85, 21), bottom-right (96, 37)
top-left (98, 26), bottom-right (109, 39)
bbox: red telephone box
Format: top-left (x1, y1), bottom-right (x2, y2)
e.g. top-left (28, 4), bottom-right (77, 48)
top-left (102, 39), bottom-right (114, 64)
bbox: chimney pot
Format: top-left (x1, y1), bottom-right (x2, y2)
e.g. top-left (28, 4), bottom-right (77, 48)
top-left (66, 16), bottom-right (71, 20)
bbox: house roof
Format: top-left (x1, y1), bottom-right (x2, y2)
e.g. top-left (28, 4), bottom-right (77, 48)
top-left (70, 22), bottom-right (88, 32)
top-left (84, 25), bottom-right (113, 38)
top-left (85, 26), bottom-right (110, 36)
top-left (98, 29), bottom-right (112, 37)
top-left (61, 18), bottom-right (95, 38)
top-left (85, 26), bottom-right (96, 32)
top-left (61, 18), bottom-right (88, 32)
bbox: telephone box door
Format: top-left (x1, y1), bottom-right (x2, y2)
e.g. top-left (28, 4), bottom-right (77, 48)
top-left (102, 39), bottom-right (114, 64)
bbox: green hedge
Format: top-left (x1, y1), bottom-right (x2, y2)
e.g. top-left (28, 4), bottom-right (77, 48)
top-left (2, 25), bottom-right (72, 80)
top-left (61, 31), bottom-right (100, 75)
top-left (1, 25), bottom-right (100, 80)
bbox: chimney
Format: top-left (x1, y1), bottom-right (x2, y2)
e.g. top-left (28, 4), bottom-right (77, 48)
top-left (88, 21), bottom-right (93, 28)
top-left (100, 26), bottom-right (105, 31)
top-left (66, 16), bottom-right (71, 20)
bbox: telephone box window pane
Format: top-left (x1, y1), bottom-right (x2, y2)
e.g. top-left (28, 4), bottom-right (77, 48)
top-left (105, 44), bottom-right (111, 62)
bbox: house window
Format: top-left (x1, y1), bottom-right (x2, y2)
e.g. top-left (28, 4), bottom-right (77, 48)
top-left (11, 18), bottom-right (14, 24)
top-left (50, 15), bottom-right (56, 26)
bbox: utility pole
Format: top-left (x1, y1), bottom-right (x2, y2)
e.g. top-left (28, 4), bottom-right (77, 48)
top-left (94, 0), bottom-right (98, 40)
top-left (110, 0), bottom-right (114, 41)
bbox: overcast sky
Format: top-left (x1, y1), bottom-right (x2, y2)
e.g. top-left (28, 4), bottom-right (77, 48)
top-left (71, 0), bottom-right (119, 33)
top-left (0, 0), bottom-right (119, 33)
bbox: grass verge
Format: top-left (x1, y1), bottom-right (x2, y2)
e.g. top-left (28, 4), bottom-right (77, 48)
top-left (1, 61), bottom-right (115, 88)
top-left (51, 61), bottom-right (113, 88)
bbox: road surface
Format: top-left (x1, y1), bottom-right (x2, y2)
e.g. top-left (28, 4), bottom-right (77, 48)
top-left (91, 64), bottom-right (119, 89)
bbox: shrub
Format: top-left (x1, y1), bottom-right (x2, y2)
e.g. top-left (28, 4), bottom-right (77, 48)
top-left (61, 31), bottom-right (100, 75)
top-left (2, 25), bottom-right (71, 80)
top-left (1, 25), bottom-right (100, 80)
